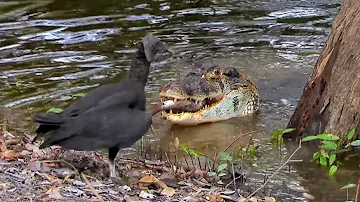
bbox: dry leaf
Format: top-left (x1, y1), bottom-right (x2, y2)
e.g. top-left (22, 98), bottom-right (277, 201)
top-left (25, 143), bottom-right (44, 156)
top-left (5, 139), bottom-right (20, 145)
top-left (0, 150), bottom-right (23, 160)
top-left (139, 175), bottom-right (156, 184)
top-left (160, 187), bottom-right (175, 197)
top-left (46, 184), bottom-right (63, 200)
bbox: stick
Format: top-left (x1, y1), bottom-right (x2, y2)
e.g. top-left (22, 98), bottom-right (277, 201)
top-left (41, 160), bottom-right (104, 202)
top-left (355, 177), bottom-right (360, 202)
top-left (247, 140), bottom-right (302, 199)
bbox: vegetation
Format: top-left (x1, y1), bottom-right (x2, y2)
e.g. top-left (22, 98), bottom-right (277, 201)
top-left (301, 129), bottom-right (359, 176)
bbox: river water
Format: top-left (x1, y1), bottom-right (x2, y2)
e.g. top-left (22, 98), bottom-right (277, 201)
top-left (1, 0), bottom-right (358, 201)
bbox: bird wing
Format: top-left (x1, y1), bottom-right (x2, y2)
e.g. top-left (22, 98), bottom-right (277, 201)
top-left (39, 90), bottom-right (150, 150)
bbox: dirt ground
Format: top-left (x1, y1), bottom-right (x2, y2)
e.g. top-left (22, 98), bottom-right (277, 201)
top-left (0, 126), bottom-right (279, 202)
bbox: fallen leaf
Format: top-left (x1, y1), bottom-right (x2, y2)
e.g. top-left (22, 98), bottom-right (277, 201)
top-left (42, 162), bottom-right (58, 168)
top-left (25, 143), bottom-right (44, 156)
top-left (20, 150), bottom-right (32, 156)
top-left (160, 187), bottom-right (175, 197)
top-left (46, 184), bottom-right (63, 200)
top-left (4, 139), bottom-right (20, 146)
top-left (139, 175), bottom-right (156, 184)
top-left (0, 150), bottom-right (23, 160)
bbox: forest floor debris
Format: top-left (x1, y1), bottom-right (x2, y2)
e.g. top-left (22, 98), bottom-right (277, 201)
top-left (0, 127), bottom-right (282, 202)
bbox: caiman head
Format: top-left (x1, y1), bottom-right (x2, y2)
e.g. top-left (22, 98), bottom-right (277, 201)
top-left (156, 65), bottom-right (260, 125)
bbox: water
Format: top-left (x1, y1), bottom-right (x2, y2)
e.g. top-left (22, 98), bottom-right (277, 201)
top-left (1, 0), bottom-right (358, 201)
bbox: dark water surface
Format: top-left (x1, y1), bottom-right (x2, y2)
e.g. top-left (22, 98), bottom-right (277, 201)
top-left (1, 0), bottom-right (358, 201)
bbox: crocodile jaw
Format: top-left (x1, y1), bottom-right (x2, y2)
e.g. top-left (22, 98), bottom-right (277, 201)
top-left (161, 90), bottom-right (259, 125)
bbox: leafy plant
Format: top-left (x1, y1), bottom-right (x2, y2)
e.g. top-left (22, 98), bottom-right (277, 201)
top-left (271, 128), bottom-right (295, 147)
top-left (302, 129), bottom-right (359, 176)
top-left (238, 138), bottom-right (259, 160)
top-left (341, 183), bottom-right (356, 202)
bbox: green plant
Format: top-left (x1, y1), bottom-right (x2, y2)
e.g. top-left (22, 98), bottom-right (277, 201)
top-left (341, 183), bottom-right (356, 202)
top-left (271, 128), bottom-right (295, 147)
top-left (238, 138), bottom-right (259, 159)
top-left (302, 129), bottom-right (359, 176)
top-left (180, 145), bottom-right (233, 184)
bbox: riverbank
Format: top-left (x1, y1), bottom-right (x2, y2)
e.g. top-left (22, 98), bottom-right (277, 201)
top-left (0, 127), bottom-right (280, 202)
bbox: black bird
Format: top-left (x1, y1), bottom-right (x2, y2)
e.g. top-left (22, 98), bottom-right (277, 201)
top-left (32, 34), bottom-right (171, 181)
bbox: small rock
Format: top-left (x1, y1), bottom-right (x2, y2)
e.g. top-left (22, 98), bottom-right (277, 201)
top-left (120, 185), bottom-right (131, 192)
top-left (139, 190), bottom-right (155, 199)
top-left (303, 193), bottom-right (315, 200)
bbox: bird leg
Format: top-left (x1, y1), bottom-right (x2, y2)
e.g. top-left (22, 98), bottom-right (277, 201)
top-left (108, 147), bottom-right (121, 184)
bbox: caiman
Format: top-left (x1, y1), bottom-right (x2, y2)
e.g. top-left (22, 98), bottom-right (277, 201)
top-left (152, 65), bottom-right (260, 125)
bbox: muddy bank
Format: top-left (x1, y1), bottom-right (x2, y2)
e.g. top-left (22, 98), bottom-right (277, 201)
top-left (0, 127), bottom-right (283, 202)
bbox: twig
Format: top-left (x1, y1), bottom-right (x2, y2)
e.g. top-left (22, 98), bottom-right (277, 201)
top-left (217, 130), bottom-right (258, 162)
top-left (41, 160), bottom-right (104, 202)
top-left (355, 177), bottom-right (360, 202)
top-left (247, 140), bottom-right (302, 199)
top-left (81, 173), bottom-right (104, 202)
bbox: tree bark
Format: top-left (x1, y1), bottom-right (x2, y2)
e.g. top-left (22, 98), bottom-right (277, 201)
top-left (285, 0), bottom-right (360, 140)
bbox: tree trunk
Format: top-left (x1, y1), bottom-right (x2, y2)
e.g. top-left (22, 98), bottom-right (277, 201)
top-left (285, 0), bottom-right (360, 140)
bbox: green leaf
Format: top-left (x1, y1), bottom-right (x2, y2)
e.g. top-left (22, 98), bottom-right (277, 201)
top-left (329, 165), bottom-right (338, 176)
top-left (181, 145), bottom-right (190, 153)
top-left (341, 183), bottom-right (356, 190)
top-left (350, 140), bottom-right (360, 147)
top-left (316, 133), bottom-right (340, 141)
top-left (302, 136), bottom-right (318, 142)
top-left (73, 92), bottom-right (87, 97)
top-left (219, 152), bottom-right (232, 161)
top-left (347, 128), bottom-right (356, 140)
top-left (321, 141), bottom-right (338, 151)
top-left (312, 151), bottom-right (321, 161)
top-left (282, 128), bottom-right (295, 134)
top-left (319, 155), bottom-right (327, 167)
top-left (329, 154), bottom-right (336, 166)
top-left (217, 163), bottom-right (228, 173)
top-left (47, 108), bottom-right (63, 113)
top-left (58, 95), bottom-right (72, 101)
